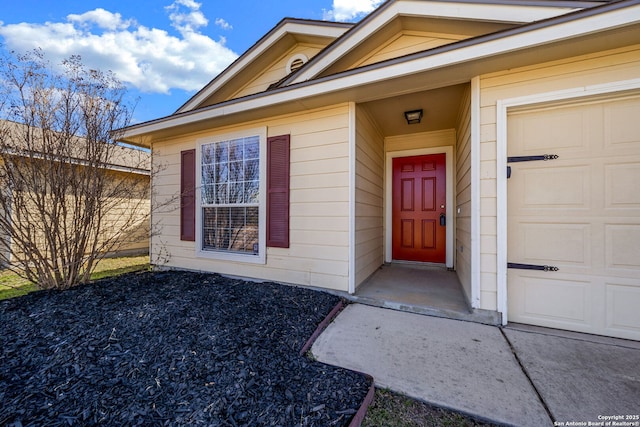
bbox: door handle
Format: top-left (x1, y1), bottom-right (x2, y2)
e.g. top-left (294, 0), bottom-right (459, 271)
top-left (440, 213), bottom-right (446, 226)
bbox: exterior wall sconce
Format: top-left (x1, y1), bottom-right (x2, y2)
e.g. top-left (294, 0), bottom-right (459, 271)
top-left (404, 109), bottom-right (423, 124)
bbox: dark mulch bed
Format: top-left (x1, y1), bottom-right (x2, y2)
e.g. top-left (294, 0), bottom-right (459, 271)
top-left (0, 271), bottom-right (370, 426)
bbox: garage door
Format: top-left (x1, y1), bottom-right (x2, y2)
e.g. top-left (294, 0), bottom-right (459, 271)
top-left (507, 93), bottom-right (640, 341)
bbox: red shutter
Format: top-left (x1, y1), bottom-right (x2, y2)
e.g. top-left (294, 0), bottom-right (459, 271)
top-left (180, 149), bottom-right (196, 241)
top-left (267, 135), bottom-right (290, 248)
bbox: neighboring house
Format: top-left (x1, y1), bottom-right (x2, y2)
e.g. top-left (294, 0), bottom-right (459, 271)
top-left (0, 119), bottom-right (151, 264)
top-left (119, 0), bottom-right (640, 341)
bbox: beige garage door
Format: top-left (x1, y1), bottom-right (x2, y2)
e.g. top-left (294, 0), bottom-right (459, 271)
top-left (507, 93), bottom-right (640, 341)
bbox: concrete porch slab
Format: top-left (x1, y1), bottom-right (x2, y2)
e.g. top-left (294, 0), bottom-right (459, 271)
top-left (354, 263), bottom-right (500, 324)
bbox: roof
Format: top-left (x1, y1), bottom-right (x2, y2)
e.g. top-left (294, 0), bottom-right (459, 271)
top-left (0, 119), bottom-right (150, 175)
top-left (281, 0), bottom-right (606, 86)
top-left (176, 18), bottom-right (353, 113)
top-left (118, 0), bottom-right (640, 146)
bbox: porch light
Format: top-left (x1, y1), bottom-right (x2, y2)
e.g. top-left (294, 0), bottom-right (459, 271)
top-left (404, 109), bottom-right (423, 124)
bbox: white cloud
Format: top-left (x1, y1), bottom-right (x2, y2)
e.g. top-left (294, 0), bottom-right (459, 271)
top-left (214, 18), bottom-right (232, 31)
top-left (0, 1), bottom-right (238, 94)
top-left (323, 0), bottom-right (385, 22)
top-left (67, 8), bottom-right (135, 31)
top-left (165, 0), bottom-right (208, 34)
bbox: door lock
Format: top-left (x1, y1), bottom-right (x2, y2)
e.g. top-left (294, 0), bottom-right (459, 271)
top-left (440, 213), bottom-right (446, 226)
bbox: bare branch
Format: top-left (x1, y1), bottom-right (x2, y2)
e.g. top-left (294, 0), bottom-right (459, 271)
top-left (0, 49), bottom-right (151, 290)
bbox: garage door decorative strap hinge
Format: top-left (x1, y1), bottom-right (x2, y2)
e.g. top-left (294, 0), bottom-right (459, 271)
top-left (506, 154), bottom-right (559, 178)
top-left (507, 262), bottom-right (559, 272)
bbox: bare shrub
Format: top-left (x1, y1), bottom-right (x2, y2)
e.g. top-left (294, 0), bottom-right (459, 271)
top-left (0, 49), bottom-right (150, 290)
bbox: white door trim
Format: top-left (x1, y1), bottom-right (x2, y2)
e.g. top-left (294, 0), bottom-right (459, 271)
top-left (385, 146), bottom-right (454, 268)
top-left (495, 78), bottom-right (640, 326)
top-left (470, 76), bottom-right (481, 309)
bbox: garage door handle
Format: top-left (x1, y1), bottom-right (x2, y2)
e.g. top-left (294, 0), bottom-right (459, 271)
top-left (507, 154), bottom-right (559, 163)
top-left (508, 262), bottom-right (559, 272)
top-left (507, 154), bottom-right (558, 179)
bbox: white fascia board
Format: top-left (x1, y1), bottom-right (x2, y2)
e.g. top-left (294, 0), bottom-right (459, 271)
top-left (397, 0), bottom-right (583, 22)
top-left (121, 3), bottom-right (640, 141)
top-left (176, 21), bottom-right (350, 114)
top-left (288, 0), bottom-right (585, 85)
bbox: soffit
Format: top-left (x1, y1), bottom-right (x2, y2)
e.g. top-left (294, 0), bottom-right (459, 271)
top-left (360, 84), bottom-right (468, 136)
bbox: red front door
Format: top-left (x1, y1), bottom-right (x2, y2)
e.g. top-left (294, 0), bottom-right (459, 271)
top-left (392, 153), bottom-right (446, 263)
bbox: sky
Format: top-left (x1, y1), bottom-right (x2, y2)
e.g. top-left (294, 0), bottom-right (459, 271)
top-left (0, 0), bottom-right (384, 124)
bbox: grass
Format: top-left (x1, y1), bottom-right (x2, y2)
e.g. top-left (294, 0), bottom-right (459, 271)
top-left (362, 389), bottom-right (496, 427)
top-left (0, 255), bottom-right (149, 300)
top-left (88, 255), bottom-right (150, 280)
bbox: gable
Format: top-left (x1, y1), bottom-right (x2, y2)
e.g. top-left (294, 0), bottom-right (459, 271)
top-left (285, 0), bottom-right (604, 85)
top-left (355, 32), bottom-right (466, 68)
top-left (176, 19), bottom-right (352, 113)
top-left (335, 16), bottom-right (516, 73)
top-left (230, 43), bottom-right (326, 99)
top-left (175, 1), bottom-right (604, 114)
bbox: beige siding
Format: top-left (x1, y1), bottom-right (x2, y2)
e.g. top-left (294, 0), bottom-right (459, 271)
top-left (455, 85), bottom-right (472, 302)
top-left (385, 129), bottom-right (455, 152)
top-left (101, 170), bottom-right (150, 255)
top-left (6, 171), bottom-right (149, 263)
top-left (478, 44), bottom-right (640, 311)
top-left (151, 104), bottom-right (351, 291)
top-left (355, 105), bottom-right (385, 288)
top-left (354, 32), bottom-right (464, 69)
top-left (232, 44), bottom-right (324, 99)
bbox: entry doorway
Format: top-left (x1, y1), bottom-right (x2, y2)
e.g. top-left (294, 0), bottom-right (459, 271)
top-left (385, 147), bottom-right (454, 268)
top-left (392, 153), bottom-right (446, 263)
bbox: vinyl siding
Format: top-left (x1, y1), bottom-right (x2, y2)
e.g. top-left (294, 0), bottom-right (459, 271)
top-left (478, 44), bottom-right (640, 311)
top-left (101, 170), bottom-right (150, 255)
top-left (151, 104), bottom-right (351, 291)
top-left (455, 84), bottom-right (472, 302)
top-left (355, 105), bottom-right (385, 288)
top-left (232, 44), bottom-right (324, 99)
top-left (354, 32), bottom-right (464, 69)
top-left (385, 129), bottom-right (455, 152)
top-left (5, 169), bottom-right (148, 262)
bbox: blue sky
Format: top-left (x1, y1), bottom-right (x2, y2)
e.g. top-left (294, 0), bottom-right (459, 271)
top-left (0, 0), bottom-right (383, 124)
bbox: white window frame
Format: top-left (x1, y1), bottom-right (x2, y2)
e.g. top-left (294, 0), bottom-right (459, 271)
top-left (196, 127), bottom-right (267, 264)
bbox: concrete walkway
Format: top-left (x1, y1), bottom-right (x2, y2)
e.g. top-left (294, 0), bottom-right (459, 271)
top-left (311, 304), bottom-right (640, 427)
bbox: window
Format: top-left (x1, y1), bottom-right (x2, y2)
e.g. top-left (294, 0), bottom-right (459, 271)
top-left (200, 134), bottom-right (262, 258)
